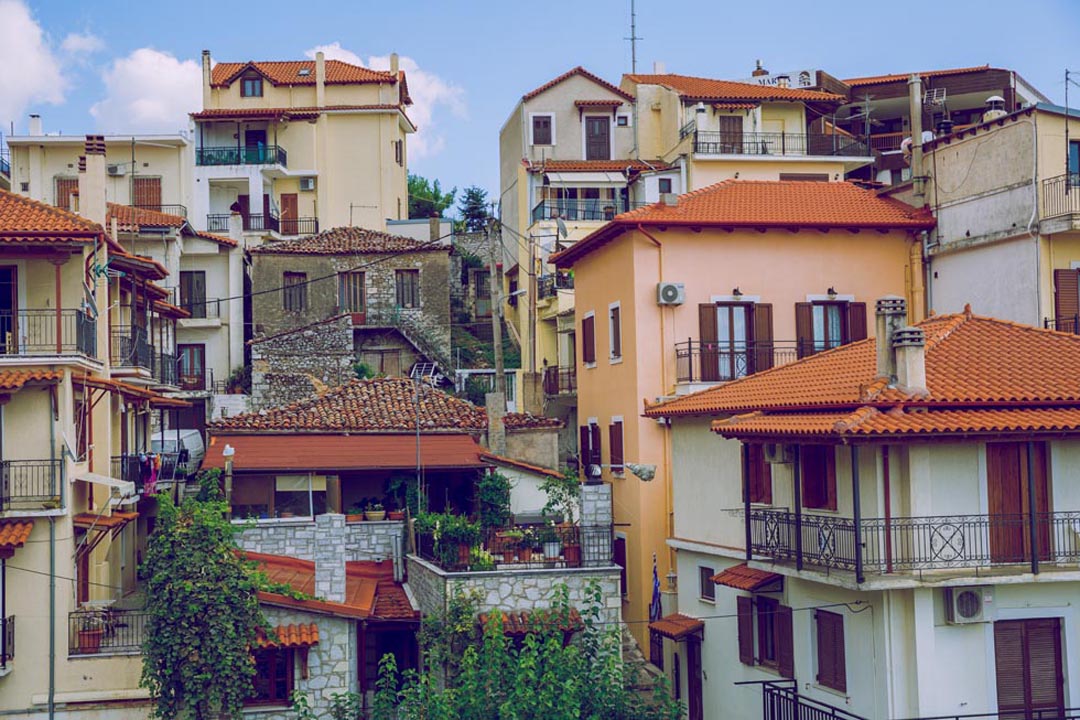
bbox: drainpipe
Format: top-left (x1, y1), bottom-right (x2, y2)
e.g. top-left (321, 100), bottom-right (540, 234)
top-left (1027, 441), bottom-right (1039, 576)
top-left (48, 384), bottom-right (59, 720)
top-left (851, 444), bottom-right (864, 584)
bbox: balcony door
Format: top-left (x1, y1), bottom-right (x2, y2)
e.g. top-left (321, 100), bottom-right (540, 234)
top-left (699, 303), bottom-right (773, 381)
top-left (987, 442), bottom-right (1050, 564)
top-left (244, 129), bottom-right (267, 164)
top-left (177, 344), bottom-right (206, 391)
top-left (0, 267), bottom-right (16, 355)
top-left (994, 618), bottom-right (1064, 720)
top-left (585, 116), bottom-right (611, 161)
top-left (686, 636), bottom-right (703, 720)
top-left (280, 193), bottom-right (298, 235)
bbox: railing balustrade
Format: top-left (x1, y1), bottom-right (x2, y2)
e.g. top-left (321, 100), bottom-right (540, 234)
top-left (692, 130), bottom-right (869, 157)
top-left (132, 203), bottom-right (187, 218)
top-left (537, 274), bottom-right (575, 299)
top-left (278, 217), bottom-right (319, 236)
top-left (675, 339), bottom-right (799, 383)
top-left (531, 198), bottom-right (644, 224)
top-left (181, 298), bottom-right (221, 320)
top-left (154, 351), bottom-right (177, 386)
top-left (0, 459), bottom-right (62, 511)
top-left (68, 608), bottom-right (149, 656)
top-left (206, 214), bottom-right (231, 233)
top-left (416, 524), bottom-right (613, 572)
top-left (0, 309), bottom-right (96, 357)
top-left (1041, 173), bottom-right (1080, 219)
top-left (110, 325), bottom-right (152, 369)
top-left (195, 145), bottom-right (287, 167)
top-left (753, 680), bottom-right (868, 720)
top-left (0, 616), bottom-right (13, 669)
top-left (542, 366), bottom-right (576, 396)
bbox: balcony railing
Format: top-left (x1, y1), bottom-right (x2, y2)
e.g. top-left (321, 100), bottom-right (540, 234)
top-left (751, 680), bottom-right (867, 720)
top-left (110, 325), bottom-right (152, 369)
top-left (0, 616), bottom-right (12, 669)
top-left (112, 452), bottom-right (186, 491)
top-left (154, 351), bottom-right (177, 386)
top-left (1041, 173), bottom-right (1080, 220)
top-left (206, 212), bottom-right (286, 234)
top-left (181, 298), bottom-right (221, 320)
top-left (132, 203), bottom-right (187, 218)
top-left (1, 459), bottom-right (62, 511)
top-left (196, 145), bottom-right (287, 168)
top-left (675, 339), bottom-right (799, 383)
top-left (542, 366), bottom-right (576, 396)
top-left (0, 151), bottom-right (10, 178)
top-left (692, 131), bottom-right (869, 157)
top-left (0, 309), bottom-right (96, 358)
top-left (278, 217), bottom-right (319, 236)
top-left (179, 367), bottom-right (216, 392)
top-left (868, 131), bottom-right (906, 152)
top-left (1045, 315), bottom-right (1080, 334)
top-left (538, 274), bottom-right (575, 299)
top-left (531, 198), bottom-right (644, 224)
top-left (68, 608), bottom-right (149, 656)
top-left (206, 214), bottom-right (231, 233)
top-left (416, 524), bottom-right (613, 572)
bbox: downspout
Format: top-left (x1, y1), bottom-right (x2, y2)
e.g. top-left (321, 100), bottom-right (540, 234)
top-left (48, 387), bottom-right (58, 720)
top-left (1027, 113), bottom-right (1041, 323)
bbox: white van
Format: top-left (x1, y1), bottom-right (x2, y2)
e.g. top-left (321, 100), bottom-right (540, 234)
top-left (151, 429), bottom-right (205, 480)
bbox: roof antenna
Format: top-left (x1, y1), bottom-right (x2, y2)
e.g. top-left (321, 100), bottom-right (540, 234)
top-left (625, 0), bottom-right (642, 74)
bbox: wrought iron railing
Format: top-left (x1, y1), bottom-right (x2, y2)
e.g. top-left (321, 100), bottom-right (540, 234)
top-left (0, 152), bottom-right (11, 178)
top-left (542, 366), bottom-right (576, 396)
top-left (181, 298), bottom-right (221, 320)
top-left (196, 145), bottom-right (287, 167)
top-left (692, 131), bottom-right (869, 157)
top-left (675, 339), bottom-right (799, 383)
top-left (531, 198), bottom-right (644, 223)
top-left (679, 119), bottom-right (697, 140)
top-left (416, 524), bottom-right (613, 572)
top-left (154, 352), bottom-right (177, 386)
top-left (110, 325), bottom-right (152, 369)
top-left (179, 366), bottom-right (212, 392)
top-left (69, 608), bottom-right (149, 656)
top-left (206, 214), bottom-right (231, 233)
top-left (0, 309), bottom-right (96, 357)
top-left (0, 459), bottom-right (62, 511)
top-left (538, 274), bottom-right (575, 299)
top-left (112, 452), bottom-right (185, 491)
top-left (132, 203), bottom-right (187, 218)
top-left (753, 681), bottom-right (868, 720)
top-left (1041, 173), bottom-right (1080, 219)
top-left (0, 616), bottom-right (13, 669)
top-left (278, 217), bottom-right (319, 236)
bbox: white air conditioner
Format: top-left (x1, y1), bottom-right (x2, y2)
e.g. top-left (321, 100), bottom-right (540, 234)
top-left (763, 442), bottom-right (794, 464)
top-left (944, 586), bottom-right (994, 624)
top-left (299, 177), bottom-right (316, 192)
top-left (657, 282), bottom-right (685, 306)
top-left (107, 164), bottom-right (126, 176)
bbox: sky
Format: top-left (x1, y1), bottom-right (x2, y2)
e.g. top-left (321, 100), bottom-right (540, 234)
top-left (2, 0), bottom-right (1078, 210)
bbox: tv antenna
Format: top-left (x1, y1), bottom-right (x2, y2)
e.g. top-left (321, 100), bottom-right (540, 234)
top-left (625, 0), bottom-right (643, 73)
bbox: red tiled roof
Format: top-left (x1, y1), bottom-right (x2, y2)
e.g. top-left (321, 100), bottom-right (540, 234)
top-left (72, 375), bottom-right (191, 409)
top-left (624, 74), bottom-right (845, 103)
top-left (190, 105), bottom-right (413, 127)
top-left (0, 188), bottom-right (103, 241)
top-left (480, 452), bottom-right (564, 480)
top-left (648, 613), bottom-right (704, 640)
top-left (554, 181), bottom-right (934, 268)
top-left (250, 226), bottom-right (445, 255)
top-left (574, 99), bottom-right (624, 108)
top-left (192, 229), bottom-right (238, 247)
top-left (109, 249), bottom-right (169, 280)
top-left (479, 608), bottom-right (584, 636)
top-left (211, 60), bottom-right (396, 88)
top-left (72, 512), bottom-right (137, 530)
top-left (523, 67), bottom-right (634, 102)
top-left (526, 159), bottom-right (670, 174)
top-left (107, 203), bottom-right (184, 233)
top-left (256, 623), bottom-right (319, 648)
top-left (0, 370), bottom-right (63, 391)
top-left (503, 412), bottom-right (564, 430)
top-left (153, 300), bottom-right (191, 319)
top-left (844, 65), bottom-right (994, 87)
top-left (713, 102), bottom-right (759, 111)
top-left (711, 564), bottom-right (782, 591)
top-left (0, 520), bottom-right (34, 556)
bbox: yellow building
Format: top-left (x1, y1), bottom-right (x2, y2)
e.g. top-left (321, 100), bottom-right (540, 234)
top-left (193, 51), bottom-right (415, 241)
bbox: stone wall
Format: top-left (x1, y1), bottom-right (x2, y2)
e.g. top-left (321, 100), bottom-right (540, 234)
top-left (250, 314), bottom-right (355, 410)
top-left (506, 427), bottom-right (560, 471)
top-left (235, 516), bottom-right (404, 563)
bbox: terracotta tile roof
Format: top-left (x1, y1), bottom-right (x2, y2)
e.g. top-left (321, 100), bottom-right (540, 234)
top-left (153, 300), bottom-right (191, 319)
top-left (108, 249), bottom-right (169, 279)
top-left (522, 66), bottom-right (634, 102)
top-left (190, 105), bottom-right (413, 127)
top-left (711, 563), bottom-right (782, 591)
top-left (624, 74), bottom-right (845, 103)
top-left (211, 60), bottom-right (397, 87)
top-left (479, 608), bottom-right (584, 636)
top-left (0, 369), bottom-right (63, 391)
top-left (0, 520), bottom-right (34, 555)
top-left (526, 159), bottom-right (671, 174)
top-left (0, 188), bottom-right (103, 240)
top-left (844, 65), bottom-right (994, 87)
top-left (191, 229), bottom-right (238, 247)
top-left (107, 203), bottom-right (184, 233)
top-left (72, 512), bottom-right (136, 530)
top-left (256, 623), bottom-right (319, 648)
top-left (503, 412), bottom-right (564, 430)
top-left (480, 452), bottom-right (564, 480)
top-left (648, 613), bottom-right (704, 640)
top-left (210, 378), bottom-right (488, 433)
top-left (554, 181), bottom-right (934, 268)
top-left (72, 375), bottom-right (191, 409)
top-left (712, 101), bottom-right (759, 111)
top-left (250, 226), bottom-right (445, 255)
top-left (574, 99), bottom-right (624, 108)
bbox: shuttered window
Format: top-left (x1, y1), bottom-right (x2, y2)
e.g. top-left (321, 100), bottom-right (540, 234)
top-left (609, 304), bottom-right (622, 359)
top-left (1053, 269), bottom-right (1080, 332)
top-left (132, 176), bottom-right (162, 209)
top-left (746, 444), bottom-right (773, 504)
top-left (180, 271), bottom-right (207, 318)
top-left (815, 610), bottom-right (846, 692)
top-left (609, 420), bottom-right (624, 473)
top-left (579, 423), bottom-right (602, 475)
top-left (532, 115), bottom-right (553, 145)
top-left (283, 272), bottom-right (307, 312)
top-left (756, 597), bottom-right (779, 667)
top-left (776, 604), bottom-right (794, 678)
top-left (801, 445), bottom-right (837, 510)
top-left (339, 271), bottom-right (366, 313)
top-left (736, 595), bottom-right (792, 676)
top-left (795, 301), bottom-right (867, 358)
top-left (736, 596), bottom-right (754, 665)
top-left (994, 618), bottom-right (1065, 718)
top-left (589, 423), bottom-right (602, 467)
top-left (395, 270), bottom-right (420, 309)
top-left (582, 314), bottom-right (596, 364)
top-left (613, 536), bottom-right (628, 596)
top-left (55, 177), bottom-right (78, 211)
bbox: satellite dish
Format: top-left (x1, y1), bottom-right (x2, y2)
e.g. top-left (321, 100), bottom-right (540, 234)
top-left (556, 217), bottom-right (568, 239)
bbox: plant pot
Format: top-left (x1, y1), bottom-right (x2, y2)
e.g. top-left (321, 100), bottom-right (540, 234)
top-left (388, 511), bottom-right (404, 521)
top-left (563, 544), bottom-right (582, 567)
top-left (365, 510), bottom-right (387, 521)
top-left (457, 543), bottom-right (471, 567)
top-left (543, 541), bottom-right (562, 559)
top-left (501, 550), bottom-right (516, 563)
top-left (346, 514), bottom-right (365, 523)
top-left (78, 628), bottom-right (104, 654)
top-left (519, 547), bottom-right (533, 563)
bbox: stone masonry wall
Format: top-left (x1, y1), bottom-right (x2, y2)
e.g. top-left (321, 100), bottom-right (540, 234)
top-left (235, 517), bottom-right (404, 563)
top-left (250, 314), bottom-right (355, 410)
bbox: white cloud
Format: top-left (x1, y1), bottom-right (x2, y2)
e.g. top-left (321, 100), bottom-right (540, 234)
top-left (61, 32), bottom-right (104, 55)
top-left (305, 43), bottom-right (466, 160)
top-left (0, 0), bottom-right (66, 125)
top-left (90, 48), bottom-right (201, 134)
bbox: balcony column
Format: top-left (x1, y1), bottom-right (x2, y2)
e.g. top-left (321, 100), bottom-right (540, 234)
top-left (793, 445), bottom-right (803, 571)
top-left (1027, 440), bottom-right (1040, 575)
top-left (742, 443), bottom-right (752, 562)
top-left (851, 444), bottom-right (864, 584)
top-left (53, 259), bottom-right (64, 354)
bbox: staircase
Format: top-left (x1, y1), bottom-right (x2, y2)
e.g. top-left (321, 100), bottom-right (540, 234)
top-left (363, 309), bottom-right (453, 379)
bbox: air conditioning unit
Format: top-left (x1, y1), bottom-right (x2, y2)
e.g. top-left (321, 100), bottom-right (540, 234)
top-left (106, 164), bottom-right (126, 176)
top-left (299, 177), bottom-right (316, 192)
top-left (657, 282), bottom-right (685, 306)
top-left (763, 442), bottom-right (794, 464)
top-left (944, 586), bottom-right (994, 624)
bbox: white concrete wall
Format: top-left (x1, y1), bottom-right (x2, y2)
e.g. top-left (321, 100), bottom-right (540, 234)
top-left (930, 236), bottom-right (1040, 324)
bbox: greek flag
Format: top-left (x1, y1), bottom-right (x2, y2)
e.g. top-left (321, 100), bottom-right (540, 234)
top-left (649, 552), bottom-right (662, 622)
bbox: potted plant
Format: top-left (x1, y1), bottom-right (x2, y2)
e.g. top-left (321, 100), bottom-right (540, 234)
top-left (77, 610), bottom-right (106, 654)
top-left (500, 529), bottom-right (524, 563)
top-left (443, 515), bottom-right (481, 569)
top-left (387, 506), bottom-right (405, 521)
top-left (542, 469), bottom-right (581, 564)
top-left (346, 503), bottom-right (366, 522)
top-left (470, 547), bottom-right (496, 571)
top-left (519, 527), bottom-right (536, 562)
top-left (365, 502), bottom-right (386, 522)
top-left (477, 470), bottom-right (512, 530)
top-left (539, 523), bottom-right (562, 560)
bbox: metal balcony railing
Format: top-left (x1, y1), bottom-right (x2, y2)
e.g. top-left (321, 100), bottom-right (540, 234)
top-left (675, 339), bottom-right (799, 383)
top-left (416, 524), bottom-right (613, 572)
top-left (110, 325), bottom-right (152, 369)
top-left (181, 298), bottom-right (221, 320)
top-left (692, 130), bottom-right (869, 157)
top-left (278, 217), bottom-right (319, 236)
top-left (538, 274), bottom-right (574, 299)
top-left (0, 151), bottom-right (10, 178)
top-left (132, 203), bottom-right (187, 218)
top-left (195, 145), bottom-right (287, 167)
top-left (1045, 315), bottom-right (1080, 334)
top-left (531, 198), bottom-right (644, 224)
top-left (0, 309), bottom-right (96, 357)
top-left (154, 351), bottom-right (177, 385)
top-left (752, 681), bottom-right (868, 720)
top-left (1041, 173), bottom-right (1080, 219)
top-left (0, 616), bottom-right (12, 669)
top-left (0, 459), bottom-right (62, 511)
top-left (542, 366), bottom-right (576, 396)
top-left (206, 214), bottom-right (231, 233)
top-left (69, 608), bottom-right (149, 656)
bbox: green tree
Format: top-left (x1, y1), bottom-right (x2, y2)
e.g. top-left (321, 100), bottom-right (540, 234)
top-left (408, 173), bottom-right (456, 219)
top-left (457, 186), bottom-right (491, 232)
top-left (140, 472), bottom-right (268, 720)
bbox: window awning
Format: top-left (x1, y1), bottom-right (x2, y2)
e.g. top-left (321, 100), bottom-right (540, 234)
top-left (545, 171), bottom-right (626, 187)
top-left (711, 563), bottom-right (783, 592)
top-left (256, 623), bottom-right (320, 649)
top-left (648, 613), bottom-right (704, 640)
top-left (77, 472), bottom-right (135, 500)
top-left (0, 520), bottom-right (34, 559)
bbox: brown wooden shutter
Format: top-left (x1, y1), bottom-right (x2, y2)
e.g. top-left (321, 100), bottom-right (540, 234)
top-left (132, 177), bottom-right (162, 209)
top-left (994, 621), bottom-right (1029, 716)
top-left (795, 302), bottom-right (813, 358)
top-left (699, 304), bottom-right (719, 381)
top-left (825, 446), bottom-right (837, 511)
top-left (610, 305), bottom-right (622, 358)
top-left (582, 315), bottom-right (596, 364)
top-left (752, 303), bottom-right (773, 372)
top-left (1026, 618), bottom-right (1065, 715)
top-left (590, 423), bottom-right (602, 466)
top-left (815, 610), bottom-right (846, 692)
top-left (55, 178), bottom-right (78, 210)
top-left (579, 425), bottom-right (591, 470)
top-left (736, 595), bottom-right (754, 665)
top-left (847, 302), bottom-right (868, 343)
top-left (747, 444), bottom-right (772, 504)
top-left (776, 604), bottom-right (794, 678)
top-left (609, 421), bottom-right (624, 472)
top-left (613, 536), bottom-right (627, 596)
top-left (1054, 269), bottom-right (1080, 330)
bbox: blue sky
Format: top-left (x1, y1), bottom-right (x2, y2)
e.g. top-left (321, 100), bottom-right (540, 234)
top-left (2, 0), bottom-right (1077, 209)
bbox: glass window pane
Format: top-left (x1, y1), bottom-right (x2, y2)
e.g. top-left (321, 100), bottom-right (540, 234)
top-left (813, 305), bottom-right (825, 351)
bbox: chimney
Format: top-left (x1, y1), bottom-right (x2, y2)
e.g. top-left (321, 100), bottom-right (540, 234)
top-left (28, 114), bottom-right (42, 136)
top-left (429, 216), bottom-right (441, 242)
top-left (752, 60), bottom-right (768, 77)
top-left (78, 135), bottom-right (107, 226)
top-left (893, 327), bottom-right (927, 395)
top-left (653, 60), bottom-right (666, 74)
top-left (659, 192), bottom-right (678, 207)
top-left (908, 74), bottom-right (925, 197)
top-left (315, 51), bottom-right (326, 108)
top-left (390, 52), bottom-right (399, 75)
top-left (201, 50), bottom-right (212, 110)
top-left (875, 296), bottom-right (907, 382)
top-left (486, 392), bottom-right (507, 456)
top-left (775, 74), bottom-right (790, 89)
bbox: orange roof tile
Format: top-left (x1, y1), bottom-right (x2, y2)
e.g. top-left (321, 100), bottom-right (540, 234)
top-left (72, 512), bottom-right (135, 530)
top-left (190, 105), bottom-right (413, 126)
top-left (480, 452), bottom-right (564, 480)
top-left (574, 99), bottom-right (624, 108)
top-left (648, 613), bottom-right (704, 640)
top-left (0, 369), bottom-right (63, 391)
top-left (106, 203), bottom-right (184, 233)
top-left (256, 623), bottom-right (319, 648)
top-left (711, 563), bottom-right (782, 591)
top-left (624, 74), bottom-right (845, 103)
top-left (712, 101), bottom-right (759, 111)
top-left (153, 299), bottom-right (191, 319)
top-left (0, 520), bottom-right (34, 555)
top-left (479, 608), bottom-right (584, 636)
top-left (0, 188), bottom-right (103, 240)
top-left (554, 181), bottom-right (934, 268)
top-left (72, 375), bottom-right (191, 409)
top-left (191, 229), bottom-right (238, 247)
top-left (526, 159), bottom-right (670, 174)
top-left (844, 65), bottom-right (994, 87)
top-left (250, 226), bottom-right (445, 255)
top-left (204, 433), bottom-right (485, 471)
top-left (503, 412), bottom-right (564, 430)
top-left (522, 67), bottom-right (634, 102)
top-left (211, 60), bottom-right (397, 88)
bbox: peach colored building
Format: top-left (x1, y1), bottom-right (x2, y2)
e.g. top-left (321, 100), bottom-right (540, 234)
top-left (553, 180), bottom-right (934, 645)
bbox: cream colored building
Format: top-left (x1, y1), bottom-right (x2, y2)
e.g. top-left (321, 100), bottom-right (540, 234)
top-left (192, 51), bottom-right (414, 242)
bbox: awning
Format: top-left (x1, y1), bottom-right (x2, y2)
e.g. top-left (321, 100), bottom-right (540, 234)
top-left (0, 520), bottom-right (34, 559)
top-left (72, 511), bottom-right (138, 531)
top-left (545, 171), bottom-right (626, 187)
top-left (649, 613), bottom-right (704, 641)
top-left (204, 433), bottom-right (487, 471)
top-left (77, 472), bottom-right (135, 500)
top-left (256, 623), bottom-right (320, 649)
top-left (711, 563), bottom-right (783, 592)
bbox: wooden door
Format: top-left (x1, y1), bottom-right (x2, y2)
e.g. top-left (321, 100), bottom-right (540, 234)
top-left (177, 344), bottom-right (206, 391)
top-left (585, 116), bottom-right (611, 160)
top-left (0, 266), bottom-right (16, 355)
top-left (280, 193), bottom-right (298, 235)
top-left (686, 636), bottom-right (703, 720)
top-left (717, 115), bottom-right (744, 153)
top-left (237, 194), bottom-right (251, 231)
top-left (994, 618), bottom-right (1065, 719)
top-left (987, 443), bottom-right (1050, 564)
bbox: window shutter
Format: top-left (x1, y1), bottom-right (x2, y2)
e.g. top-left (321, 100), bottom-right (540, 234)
top-left (1054, 269), bottom-right (1080, 329)
top-left (847, 302), bottom-right (868, 342)
top-left (582, 315), bottom-right (596, 364)
top-left (610, 305), bottom-right (622, 358)
top-left (737, 595), bottom-right (754, 665)
top-left (699, 304), bottom-right (719, 382)
top-left (613, 536), bottom-right (628, 596)
top-left (795, 302), bottom-right (813, 358)
top-left (816, 611), bottom-right (846, 692)
top-left (1026, 618), bottom-right (1065, 712)
top-left (609, 422), bottom-right (624, 472)
top-left (133, 177), bottom-right (162, 209)
top-left (752, 303), bottom-right (773, 372)
top-left (590, 423), bottom-right (603, 467)
top-left (776, 604), bottom-right (794, 679)
top-left (993, 622), bottom-right (1026, 714)
top-left (747, 444), bottom-right (772, 504)
top-left (579, 425), bottom-right (591, 470)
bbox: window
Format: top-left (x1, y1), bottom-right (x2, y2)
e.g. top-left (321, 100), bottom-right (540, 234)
top-left (248, 649), bottom-right (293, 705)
top-left (699, 302), bottom-right (774, 381)
top-left (737, 595), bottom-right (794, 677)
top-left (650, 629), bottom-right (664, 670)
top-left (177, 344), bottom-right (206, 390)
top-left (609, 303), bottom-right (622, 360)
top-left (180, 271), bottom-right (207, 318)
top-left (579, 422), bottom-right (602, 475)
top-left (616, 114), bottom-right (630, 127)
top-left (132, 176), bottom-right (162, 209)
top-left (815, 610), bottom-right (846, 692)
top-left (794, 301), bottom-right (866, 358)
top-left (273, 474), bottom-right (328, 518)
top-left (582, 312), bottom-right (596, 365)
top-left (801, 445), bottom-right (837, 511)
top-left (608, 419), bottom-right (624, 474)
top-left (338, 271), bottom-right (366, 313)
top-left (1069, 140), bottom-right (1080, 181)
top-left (283, 272), bottom-right (307, 312)
top-left (532, 114), bottom-right (553, 145)
top-left (394, 139), bottom-right (404, 167)
top-left (755, 597), bottom-right (779, 666)
top-left (658, 178), bottom-right (672, 194)
top-left (241, 75), bottom-right (264, 98)
top-left (1053, 269), bottom-right (1080, 331)
top-left (745, 444), bottom-right (773, 504)
top-left (395, 269), bottom-right (420, 308)
top-left (698, 566), bottom-right (715, 602)
top-left (55, 177), bottom-right (78, 211)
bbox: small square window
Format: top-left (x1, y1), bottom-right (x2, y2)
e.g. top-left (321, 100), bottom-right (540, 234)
top-left (616, 115), bottom-right (629, 127)
top-left (241, 76), bottom-right (264, 98)
top-left (658, 178), bottom-right (672, 194)
top-left (699, 566), bottom-right (715, 602)
top-left (532, 115), bottom-right (553, 145)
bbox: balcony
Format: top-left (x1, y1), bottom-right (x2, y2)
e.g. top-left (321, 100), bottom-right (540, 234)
top-left (542, 365), bottom-right (576, 396)
top-left (154, 351), bottom-right (177, 386)
top-left (675, 340), bottom-right (799, 383)
top-left (0, 309), bottom-right (97, 359)
top-left (132, 203), bottom-right (187, 218)
top-left (1041, 173), bottom-right (1080, 221)
top-left (196, 145), bottom-right (287, 168)
top-left (538, 273), bottom-right (574, 299)
top-left (1, 460), bottom-right (63, 512)
top-left (1045, 315), bottom-right (1080, 334)
top-left (531, 198), bottom-right (644, 224)
top-left (180, 298), bottom-right (221, 320)
top-left (691, 131), bottom-right (869, 158)
top-left (0, 616), bottom-right (12, 670)
top-left (415, 524), bottom-right (613, 572)
top-left (110, 325), bottom-right (152, 370)
top-left (68, 608), bottom-right (149, 656)
top-left (0, 151), bottom-right (10, 179)
top-left (206, 212), bottom-right (317, 236)
top-left (112, 453), bottom-right (186, 491)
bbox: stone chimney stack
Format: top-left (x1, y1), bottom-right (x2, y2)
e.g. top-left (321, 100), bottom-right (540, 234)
top-left (315, 51), bottom-right (326, 108)
top-left (201, 50), bottom-right (212, 109)
top-left (893, 327), bottom-right (927, 395)
top-left (78, 135), bottom-right (107, 226)
top-left (875, 296), bottom-right (907, 382)
top-left (429, 216), bottom-right (441, 243)
top-left (390, 52), bottom-right (399, 75)
top-left (28, 114), bottom-right (42, 135)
